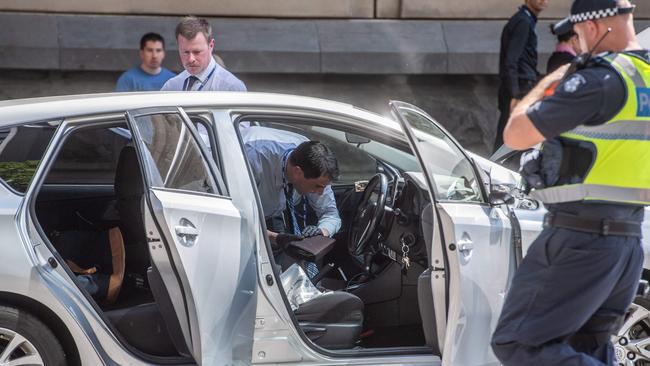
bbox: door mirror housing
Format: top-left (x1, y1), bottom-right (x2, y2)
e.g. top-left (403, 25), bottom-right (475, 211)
top-left (489, 190), bottom-right (515, 206)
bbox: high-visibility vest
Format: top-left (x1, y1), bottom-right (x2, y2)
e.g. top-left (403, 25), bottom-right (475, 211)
top-left (532, 52), bottom-right (650, 205)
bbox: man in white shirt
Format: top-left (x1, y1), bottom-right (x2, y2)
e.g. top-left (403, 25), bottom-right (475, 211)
top-left (161, 16), bottom-right (246, 92)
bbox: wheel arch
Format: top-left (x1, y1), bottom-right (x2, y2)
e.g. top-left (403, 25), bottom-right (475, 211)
top-left (0, 291), bottom-right (81, 366)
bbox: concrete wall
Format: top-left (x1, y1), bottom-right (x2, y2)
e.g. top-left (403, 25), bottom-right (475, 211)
top-left (3, 0), bottom-right (649, 19)
top-left (0, 0), bottom-right (375, 18)
top-left (0, 71), bottom-right (500, 157)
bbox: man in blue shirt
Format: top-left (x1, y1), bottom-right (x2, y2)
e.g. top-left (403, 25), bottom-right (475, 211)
top-left (161, 16), bottom-right (246, 92)
top-left (243, 127), bottom-right (341, 256)
top-left (115, 33), bottom-right (175, 92)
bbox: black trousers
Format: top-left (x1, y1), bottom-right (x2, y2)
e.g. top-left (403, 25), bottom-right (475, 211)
top-left (491, 227), bottom-right (644, 365)
top-left (494, 79), bottom-right (537, 153)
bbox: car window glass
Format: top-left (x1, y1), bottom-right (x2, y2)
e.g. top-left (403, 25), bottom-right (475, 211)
top-left (46, 125), bottom-right (131, 185)
top-left (398, 109), bottom-right (484, 203)
top-left (132, 113), bottom-right (218, 195)
top-left (257, 122), bottom-right (378, 185)
top-left (0, 122), bottom-right (57, 193)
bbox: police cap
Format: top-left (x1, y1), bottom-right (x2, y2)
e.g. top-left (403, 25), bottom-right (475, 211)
top-left (569, 0), bottom-right (635, 23)
top-left (551, 18), bottom-right (574, 37)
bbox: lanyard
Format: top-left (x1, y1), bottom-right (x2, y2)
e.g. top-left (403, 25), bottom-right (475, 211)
top-left (182, 65), bottom-right (217, 91)
top-left (281, 148), bottom-right (308, 221)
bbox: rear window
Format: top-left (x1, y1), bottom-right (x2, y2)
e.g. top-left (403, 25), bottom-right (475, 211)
top-left (0, 122), bottom-right (58, 193)
top-left (45, 125), bottom-right (131, 185)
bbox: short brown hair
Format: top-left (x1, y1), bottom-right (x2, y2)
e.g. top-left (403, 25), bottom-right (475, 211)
top-left (175, 16), bottom-right (212, 42)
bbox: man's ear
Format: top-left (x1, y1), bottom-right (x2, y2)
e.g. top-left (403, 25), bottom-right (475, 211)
top-left (208, 38), bottom-right (215, 51)
top-left (293, 164), bottom-right (304, 178)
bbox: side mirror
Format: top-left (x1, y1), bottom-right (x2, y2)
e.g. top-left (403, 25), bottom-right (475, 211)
top-left (489, 189), bottom-right (515, 206)
top-left (345, 132), bottom-right (371, 145)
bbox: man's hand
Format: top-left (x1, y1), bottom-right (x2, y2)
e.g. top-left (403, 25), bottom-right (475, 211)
top-left (301, 225), bottom-right (322, 237)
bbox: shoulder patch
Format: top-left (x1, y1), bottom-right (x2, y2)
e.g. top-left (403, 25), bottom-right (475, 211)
top-left (563, 74), bottom-right (587, 93)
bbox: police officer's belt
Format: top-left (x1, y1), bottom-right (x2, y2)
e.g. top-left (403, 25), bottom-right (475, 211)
top-left (543, 212), bottom-right (642, 237)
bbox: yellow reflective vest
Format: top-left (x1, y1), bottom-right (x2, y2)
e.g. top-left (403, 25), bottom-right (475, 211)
top-left (532, 52), bottom-right (650, 205)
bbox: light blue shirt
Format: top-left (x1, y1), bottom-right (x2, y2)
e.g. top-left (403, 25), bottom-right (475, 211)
top-left (116, 65), bottom-right (175, 92)
top-left (160, 57), bottom-right (246, 91)
top-left (243, 127), bottom-right (341, 236)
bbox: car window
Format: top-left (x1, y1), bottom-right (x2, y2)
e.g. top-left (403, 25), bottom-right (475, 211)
top-left (397, 108), bottom-right (484, 203)
top-left (0, 122), bottom-right (58, 193)
top-left (258, 122), bottom-right (378, 185)
top-left (45, 125), bottom-right (131, 185)
top-left (132, 113), bottom-right (219, 195)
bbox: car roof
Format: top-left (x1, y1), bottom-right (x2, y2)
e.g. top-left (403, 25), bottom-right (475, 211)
top-left (0, 92), bottom-right (398, 130)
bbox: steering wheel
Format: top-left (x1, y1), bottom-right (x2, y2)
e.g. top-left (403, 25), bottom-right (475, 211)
top-left (348, 173), bottom-right (388, 256)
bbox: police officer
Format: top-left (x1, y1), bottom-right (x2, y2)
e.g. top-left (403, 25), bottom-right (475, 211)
top-left (491, 0), bottom-right (646, 365)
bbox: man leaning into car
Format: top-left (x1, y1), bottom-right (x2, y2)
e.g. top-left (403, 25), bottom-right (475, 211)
top-left (243, 127), bottom-right (341, 276)
top-left (491, 0), bottom-right (647, 365)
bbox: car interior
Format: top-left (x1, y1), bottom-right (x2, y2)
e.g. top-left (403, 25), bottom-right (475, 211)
top-left (239, 119), bottom-right (438, 352)
top-left (0, 111), bottom-right (459, 361)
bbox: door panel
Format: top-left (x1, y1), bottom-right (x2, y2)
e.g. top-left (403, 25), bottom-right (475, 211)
top-left (390, 101), bottom-right (514, 365)
top-left (126, 107), bottom-right (257, 364)
top-left (149, 188), bottom-right (245, 364)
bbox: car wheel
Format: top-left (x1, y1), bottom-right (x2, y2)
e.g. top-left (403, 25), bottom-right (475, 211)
top-left (0, 305), bottom-right (65, 366)
top-left (614, 297), bottom-right (650, 366)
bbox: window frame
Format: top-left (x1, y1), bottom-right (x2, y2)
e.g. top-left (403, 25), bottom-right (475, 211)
top-left (0, 120), bottom-right (61, 196)
top-left (125, 107), bottom-right (229, 198)
top-left (391, 104), bottom-right (488, 204)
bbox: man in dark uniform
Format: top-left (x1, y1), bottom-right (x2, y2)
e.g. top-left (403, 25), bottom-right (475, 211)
top-left (495, 0), bottom-right (548, 152)
top-left (491, 1), bottom-right (646, 365)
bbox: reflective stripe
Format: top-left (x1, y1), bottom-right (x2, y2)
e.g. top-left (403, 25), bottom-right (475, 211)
top-left (532, 183), bottom-right (650, 205)
top-left (608, 54), bottom-right (647, 87)
top-left (565, 120), bottom-right (650, 141)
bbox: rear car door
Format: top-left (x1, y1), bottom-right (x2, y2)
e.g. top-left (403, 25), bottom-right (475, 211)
top-left (125, 107), bottom-right (257, 364)
top-left (390, 101), bottom-right (515, 365)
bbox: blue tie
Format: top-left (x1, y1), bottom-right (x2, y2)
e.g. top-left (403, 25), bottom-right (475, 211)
top-left (285, 184), bottom-right (318, 279)
top-left (285, 184), bottom-right (301, 236)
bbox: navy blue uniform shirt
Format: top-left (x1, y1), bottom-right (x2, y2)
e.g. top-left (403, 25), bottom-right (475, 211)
top-left (499, 5), bottom-right (540, 99)
top-left (527, 50), bottom-right (650, 222)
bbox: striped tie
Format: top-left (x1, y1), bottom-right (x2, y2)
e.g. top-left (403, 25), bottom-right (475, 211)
top-left (285, 184), bottom-right (318, 279)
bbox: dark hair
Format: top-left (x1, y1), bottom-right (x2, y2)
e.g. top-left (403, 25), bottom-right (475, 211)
top-left (175, 16), bottom-right (212, 42)
top-left (290, 141), bottom-right (339, 180)
top-left (140, 32), bottom-right (165, 50)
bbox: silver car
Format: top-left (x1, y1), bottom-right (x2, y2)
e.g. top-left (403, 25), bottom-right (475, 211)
top-left (0, 92), bottom-right (542, 365)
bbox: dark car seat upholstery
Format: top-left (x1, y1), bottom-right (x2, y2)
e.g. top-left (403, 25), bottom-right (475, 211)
top-left (107, 146), bottom-right (190, 357)
top-left (295, 291), bottom-right (364, 349)
top-left (114, 146), bottom-right (149, 275)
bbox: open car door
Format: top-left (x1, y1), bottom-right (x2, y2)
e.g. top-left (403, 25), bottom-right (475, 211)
top-left (125, 107), bottom-right (257, 364)
top-left (390, 101), bottom-right (515, 365)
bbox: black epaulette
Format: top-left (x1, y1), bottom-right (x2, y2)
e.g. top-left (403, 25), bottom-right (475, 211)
top-left (580, 51), bottom-right (614, 69)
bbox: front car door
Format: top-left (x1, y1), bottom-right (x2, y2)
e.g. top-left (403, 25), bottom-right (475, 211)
top-left (390, 101), bottom-right (516, 365)
top-left (125, 107), bottom-right (258, 364)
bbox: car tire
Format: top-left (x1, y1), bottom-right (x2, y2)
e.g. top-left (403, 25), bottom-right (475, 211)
top-left (0, 305), bottom-right (66, 366)
top-left (614, 297), bottom-right (650, 365)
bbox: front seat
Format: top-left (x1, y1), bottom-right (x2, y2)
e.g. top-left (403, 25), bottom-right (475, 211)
top-left (295, 291), bottom-right (364, 349)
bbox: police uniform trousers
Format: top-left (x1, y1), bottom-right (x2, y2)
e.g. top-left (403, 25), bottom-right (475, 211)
top-left (491, 226), bottom-right (643, 365)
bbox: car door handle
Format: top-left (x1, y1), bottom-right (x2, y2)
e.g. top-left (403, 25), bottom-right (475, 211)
top-left (175, 226), bottom-right (198, 237)
top-left (175, 219), bottom-right (198, 247)
top-left (457, 239), bottom-right (474, 253)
